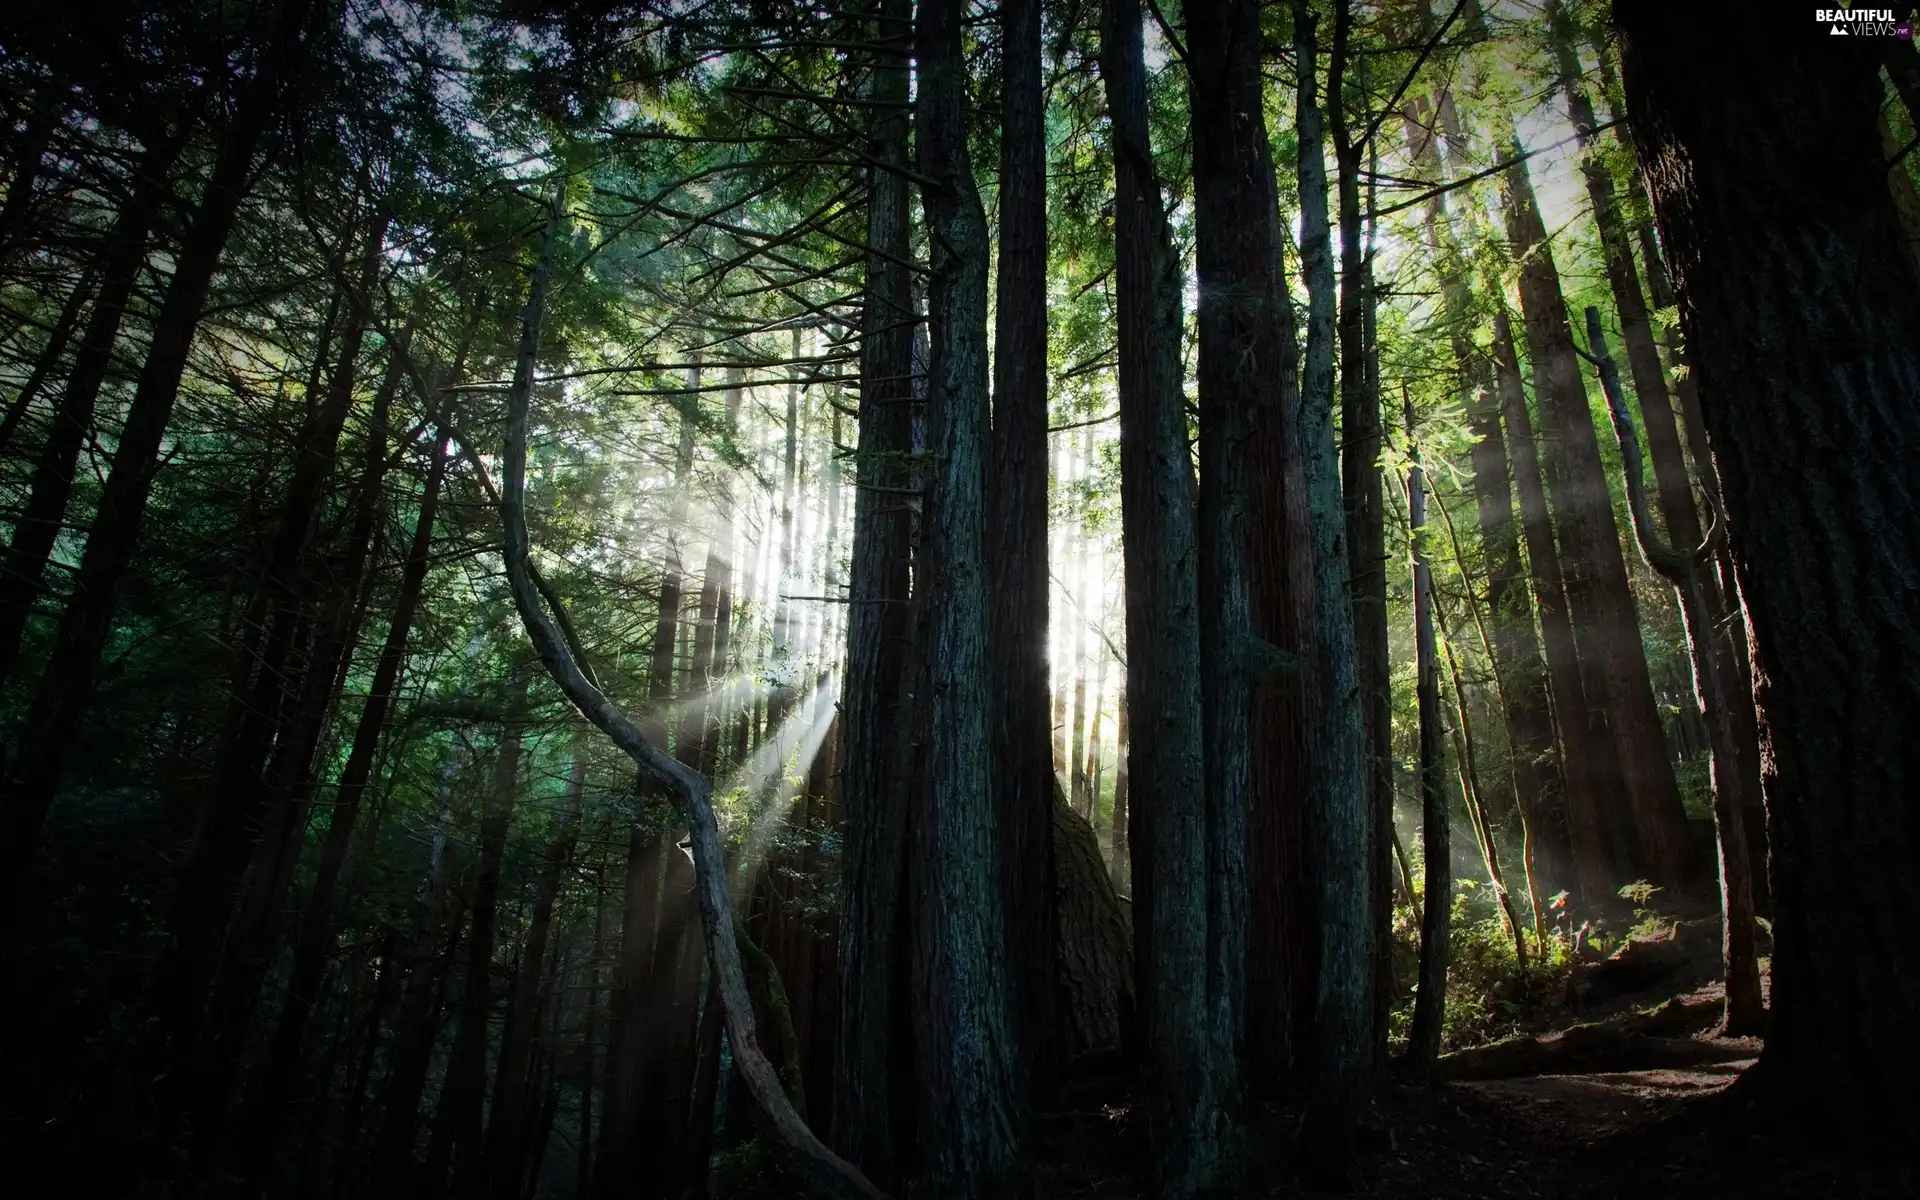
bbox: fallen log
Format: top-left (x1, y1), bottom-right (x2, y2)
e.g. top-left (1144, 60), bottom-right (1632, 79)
top-left (1438, 997), bottom-right (1753, 1081)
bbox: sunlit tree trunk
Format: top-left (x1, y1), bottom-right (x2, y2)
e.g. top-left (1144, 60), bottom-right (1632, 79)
top-left (1502, 150), bottom-right (1692, 888)
top-left (1404, 407), bottom-right (1450, 1073)
top-left (1493, 310), bottom-right (1613, 909)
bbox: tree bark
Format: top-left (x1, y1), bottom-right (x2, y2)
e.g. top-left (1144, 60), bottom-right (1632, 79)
top-left (911, 1), bottom-right (1021, 1187)
top-left (1096, 0), bottom-right (1214, 1191)
top-left (831, 0), bottom-right (916, 1183)
top-left (1618, 10), bottom-right (1920, 1165)
top-left (1329, 5), bottom-right (1395, 1086)
top-left (990, 0), bottom-right (1058, 1112)
top-left (1189, 1), bottom-right (1318, 1170)
top-left (1292, 4), bottom-right (1374, 1181)
top-left (1405, 406), bottom-right (1451, 1074)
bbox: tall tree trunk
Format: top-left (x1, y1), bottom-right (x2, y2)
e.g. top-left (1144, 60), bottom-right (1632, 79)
top-left (1293, 4), bottom-right (1374, 1183)
top-left (1100, 0), bottom-right (1218, 1189)
top-left (1404, 80), bottom-right (1568, 900)
top-left (1086, 642), bottom-right (1111, 833)
top-left (1551, 0), bottom-right (1769, 896)
top-left (990, 0), bottom-right (1057, 1109)
top-left (1664, 323), bottom-right (1767, 907)
top-left (1329, 5), bottom-right (1395, 1084)
top-left (1460, 359), bottom-right (1569, 897)
top-left (236, 426), bottom-right (452, 1178)
top-left (912, 0), bottom-right (1020, 1187)
top-left (1109, 689), bottom-right (1130, 890)
top-left (0, 21), bottom-right (295, 920)
top-left (1584, 309), bottom-right (1763, 1037)
top-left (1501, 150), bottom-right (1693, 887)
top-left (1493, 310), bottom-right (1612, 908)
top-left (831, 1), bottom-right (916, 1182)
top-left (1404, 409), bottom-right (1450, 1073)
top-left (1188, 0), bottom-right (1316, 1171)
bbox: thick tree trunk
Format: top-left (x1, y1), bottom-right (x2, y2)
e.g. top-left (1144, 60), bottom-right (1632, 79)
top-left (1585, 310), bottom-right (1762, 1037)
top-left (990, 0), bottom-right (1058, 1110)
top-left (1096, 0), bottom-right (1214, 1191)
top-left (1052, 795), bottom-right (1134, 1061)
top-left (1189, 0), bottom-right (1317, 1172)
top-left (0, 263), bottom-right (97, 458)
top-left (1292, 5), bottom-right (1374, 1181)
top-left (1493, 311), bottom-right (1612, 908)
top-left (831, 0), bottom-right (916, 1182)
top-left (1502, 152), bottom-right (1693, 887)
top-left (1618, 11), bottom-right (1920, 1167)
top-left (911, 0), bottom-right (1021, 1187)
top-left (1405, 411), bottom-right (1451, 1073)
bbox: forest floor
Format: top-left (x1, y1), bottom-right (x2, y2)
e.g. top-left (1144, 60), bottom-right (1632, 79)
top-left (1032, 967), bottom-right (1882, 1199)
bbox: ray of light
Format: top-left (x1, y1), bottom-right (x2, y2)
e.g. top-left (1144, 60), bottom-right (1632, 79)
top-left (718, 671), bottom-right (841, 900)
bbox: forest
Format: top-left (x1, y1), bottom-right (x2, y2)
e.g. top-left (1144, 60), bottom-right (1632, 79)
top-left (0, 0), bottom-right (1913, 1196)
